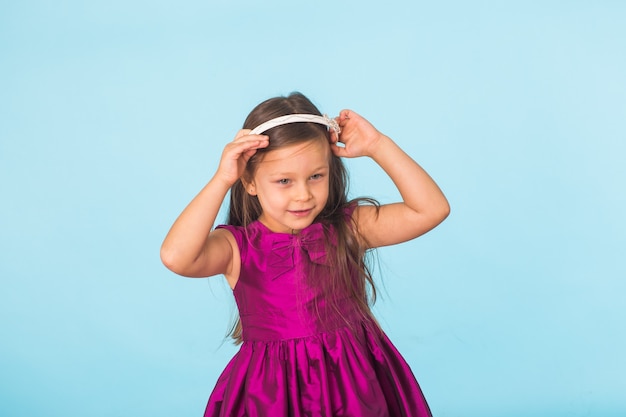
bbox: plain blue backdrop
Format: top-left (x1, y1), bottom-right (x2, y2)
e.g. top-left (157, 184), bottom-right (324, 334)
top-left (1, 1), bottom-right (625, 416)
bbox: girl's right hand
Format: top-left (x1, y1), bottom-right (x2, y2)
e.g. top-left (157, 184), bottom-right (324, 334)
top-left (214, 129), bottom-right (269, 186)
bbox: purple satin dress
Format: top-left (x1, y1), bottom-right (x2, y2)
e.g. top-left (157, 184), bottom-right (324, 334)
top-left (204, 220), bottom-right (432, 417)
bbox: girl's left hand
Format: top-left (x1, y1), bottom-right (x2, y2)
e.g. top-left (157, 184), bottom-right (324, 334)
top-left (330, 110), bottom-right (386, 158)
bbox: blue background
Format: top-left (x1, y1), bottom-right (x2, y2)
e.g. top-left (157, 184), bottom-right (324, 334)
top-left (1, 1), bottom-right (625, 416)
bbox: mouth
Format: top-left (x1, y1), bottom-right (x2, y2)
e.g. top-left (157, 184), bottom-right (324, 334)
top-left (288, 208), bottom-right (313, 217)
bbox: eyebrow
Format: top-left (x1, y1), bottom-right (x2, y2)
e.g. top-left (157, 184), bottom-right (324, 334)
top-left (269, 165), bottom-right (329, 177)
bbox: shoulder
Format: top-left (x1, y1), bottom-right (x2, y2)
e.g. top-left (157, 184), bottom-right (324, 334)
top-left (346, 199), bottom-right (381, 248)
top-left (216, 221), bottom-right (266, 239)
top-left (346, 198), bottom-right (379, 224)
top-left (215, 221), bottom-right (268, 259)
top-left (215, 224), bottom-right (245, 247)
top-left (210, 225), bottom-right (249, 288)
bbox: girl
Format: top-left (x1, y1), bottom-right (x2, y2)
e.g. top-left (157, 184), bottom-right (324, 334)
top-left (161, 92), bottom-right (449, 417)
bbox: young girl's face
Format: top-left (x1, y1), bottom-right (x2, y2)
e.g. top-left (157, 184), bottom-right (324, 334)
top-left (248, 138), bottom-right (330, 234)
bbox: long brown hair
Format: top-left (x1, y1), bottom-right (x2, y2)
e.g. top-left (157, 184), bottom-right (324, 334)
top-left (227, 92), bottom-right (379, 343)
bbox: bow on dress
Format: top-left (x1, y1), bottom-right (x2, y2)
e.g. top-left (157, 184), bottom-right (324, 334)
top-left (266, 222), bottom-right (334, 278)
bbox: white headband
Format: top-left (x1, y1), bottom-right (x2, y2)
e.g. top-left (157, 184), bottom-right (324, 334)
top-left (249, 113), bottom-right (341, 136)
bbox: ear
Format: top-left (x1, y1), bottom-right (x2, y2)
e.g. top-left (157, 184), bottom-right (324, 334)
top-left (241, 178), bottom-right (257, 196)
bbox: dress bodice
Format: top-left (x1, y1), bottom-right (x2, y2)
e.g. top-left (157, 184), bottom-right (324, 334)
top-left (217, 221), bottom-right (361, 341)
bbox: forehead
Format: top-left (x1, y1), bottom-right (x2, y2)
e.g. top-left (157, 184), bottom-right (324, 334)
top-left (256, 139), bottom-right (330, 172)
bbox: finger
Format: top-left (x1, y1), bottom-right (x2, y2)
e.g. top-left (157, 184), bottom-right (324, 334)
top-left (225, 137), bottom-right (268, 159)
top-left (338, 109), bottom-right (352, 125)
top-left (240, 137), bottom-right (270, 161)
top-left (231, 136), bottom-right (269, 153)
top-left (329, 128), bottom-right (339, 144)
top-left (234, 129), bottom-right (252, 140)
top-left (330, 143), bottom-right (350, 158)
top-left (230, 135), bottom-right (267, 148)
top-left (242, 148), bottom-right (259, 161)
top-left (233, 130), bottom-right (270, 144)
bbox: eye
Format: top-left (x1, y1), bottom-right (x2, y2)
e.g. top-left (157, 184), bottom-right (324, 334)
top-left (310, 173), bottom-right (324, 180)
top-left (277, 178), bottom-right (290, 185)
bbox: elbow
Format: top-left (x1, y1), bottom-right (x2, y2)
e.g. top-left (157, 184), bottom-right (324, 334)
top-left (427, 199), bottom-right (450, 229)
top-left (440, 199), bottom-right (451, 222)
top-left (160, 245), bottom-right (175, 272)
top-left (160, 244), bottom-right (205, 278)
top-left (160, 244), bottom-right (185, 276)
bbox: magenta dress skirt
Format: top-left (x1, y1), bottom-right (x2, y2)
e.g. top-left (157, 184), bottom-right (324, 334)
top-left (204, 222), bottom-right (432, 417)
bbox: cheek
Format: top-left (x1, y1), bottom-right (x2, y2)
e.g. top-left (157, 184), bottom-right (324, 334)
top-left (260, 188), bottom-right (286, 206)
top-left (319, 180), bottom-right (330, 201)
top-left (321, 179), bottom-right (335, 206)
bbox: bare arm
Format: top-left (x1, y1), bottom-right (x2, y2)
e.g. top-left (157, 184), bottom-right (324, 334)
top-left (332, 110), bottom-right (450, 248)
top-left (160, 130), bottom-right (269, 283)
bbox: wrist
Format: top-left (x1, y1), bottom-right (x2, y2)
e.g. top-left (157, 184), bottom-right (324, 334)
top-left (211, 172), bottom-right (238, 192)
top-left (366, 134), bottom-right (393, 158)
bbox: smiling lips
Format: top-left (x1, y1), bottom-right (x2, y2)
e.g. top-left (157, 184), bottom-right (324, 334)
top-left (288, 209), bottom-right (313, 217)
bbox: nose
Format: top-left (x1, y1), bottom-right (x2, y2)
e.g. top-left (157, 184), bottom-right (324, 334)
top-left (293, 182), bottom-right (312, 201)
